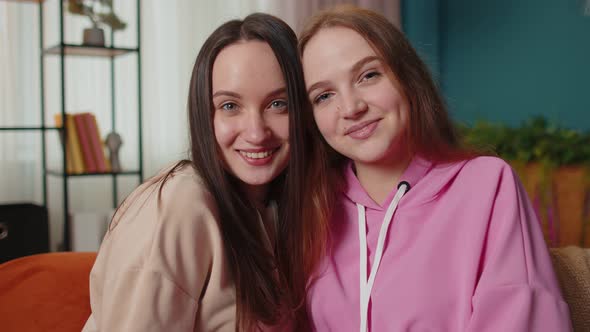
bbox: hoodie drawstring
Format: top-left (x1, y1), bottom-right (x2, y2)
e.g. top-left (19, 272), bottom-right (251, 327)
top-left (357, 182), bottom-right (409, 332)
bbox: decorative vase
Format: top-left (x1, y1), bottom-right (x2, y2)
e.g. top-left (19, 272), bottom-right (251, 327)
top-left (83, 27), bottom-right (105, 46)
top-left (105, 132), bottom-right (122, 173)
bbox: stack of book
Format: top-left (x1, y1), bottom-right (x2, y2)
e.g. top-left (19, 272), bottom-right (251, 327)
top-left (54, 113), bottom-right (111, 174)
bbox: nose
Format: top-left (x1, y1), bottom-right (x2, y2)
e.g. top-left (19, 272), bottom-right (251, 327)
top-left (243, 112), bottom-right (271, 144)
top-left (339, 92), bottom-right (368, 119)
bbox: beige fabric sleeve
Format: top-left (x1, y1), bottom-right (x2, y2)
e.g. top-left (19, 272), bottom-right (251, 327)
top-left (82, 167), bottom-right (236, 332)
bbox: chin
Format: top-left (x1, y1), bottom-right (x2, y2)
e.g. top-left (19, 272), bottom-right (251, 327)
top-left (238, 171), bottom-right (281, 186)
top-left (230, 160), bottom-right (287, 187)
top-left (241, 178), bottom-right (272, 186)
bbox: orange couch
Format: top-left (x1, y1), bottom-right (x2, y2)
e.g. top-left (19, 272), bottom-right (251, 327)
top-left (0, 252), bottom-right (96, 332)
top-left (0, 248), bottom-right (588, 331)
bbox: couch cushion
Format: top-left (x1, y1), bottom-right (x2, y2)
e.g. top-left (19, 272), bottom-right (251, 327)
top-left (0, 252), bottom-right (96, 332)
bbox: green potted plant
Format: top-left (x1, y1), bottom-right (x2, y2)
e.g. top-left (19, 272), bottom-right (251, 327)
top-left (67, 0), bottom-right (127, 46)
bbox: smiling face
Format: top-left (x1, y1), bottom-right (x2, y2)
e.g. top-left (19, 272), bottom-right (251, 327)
top-left (302, 26), bottom-right (410, 169)
top-left (212, 40), bottom-right (290, 196)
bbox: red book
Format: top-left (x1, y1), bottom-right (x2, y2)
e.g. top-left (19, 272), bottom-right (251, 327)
top-left (73, 113), bottom-right (98, 173)
top-left (84, 113), bottom-right (109, 172)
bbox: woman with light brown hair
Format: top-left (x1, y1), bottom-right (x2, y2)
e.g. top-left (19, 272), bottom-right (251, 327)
top-left (299, 5), bottom-right (571, 331)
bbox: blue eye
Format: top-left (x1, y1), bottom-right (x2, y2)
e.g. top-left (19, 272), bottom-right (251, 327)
top-left (267, 99), bottom-right (288, 113)
top-left (270, 100), bottom-right (287, 109)
top-left (313, 92), bottom-right (332, 105)
top-left (221, 102), bottom-right (237, 111)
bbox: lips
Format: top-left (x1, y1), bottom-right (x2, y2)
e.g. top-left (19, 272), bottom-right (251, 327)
top-left (345, 119), bottom-right (380, 139)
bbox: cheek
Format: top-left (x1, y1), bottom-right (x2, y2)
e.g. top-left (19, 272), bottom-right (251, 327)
top-left (313, 108), bottom-right (336, 138)
top-left (213, 116), bottom-right (236, 147)
top-left (386, 83), bottom-right (409, 114)
top-left (272, 115), bottom-right (289, 140)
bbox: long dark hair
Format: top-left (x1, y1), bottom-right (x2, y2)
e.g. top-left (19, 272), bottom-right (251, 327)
top-left (187, 13), bottom-right (318, 330)
top-left (299, 5), bottom-right (481, 167)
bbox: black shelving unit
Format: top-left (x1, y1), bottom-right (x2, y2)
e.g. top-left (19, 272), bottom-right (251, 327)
top-left (0, 0), bottom-right (143, 251)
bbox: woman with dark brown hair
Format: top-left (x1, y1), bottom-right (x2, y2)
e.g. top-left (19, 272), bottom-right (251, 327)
top-left (299, 5), bottom-right (571, 332)
top-left (82, 13), bottom-right (320, 331)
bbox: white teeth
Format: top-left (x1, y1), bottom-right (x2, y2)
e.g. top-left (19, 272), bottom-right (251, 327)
top-left (240, 150), bottom-right (274, 159)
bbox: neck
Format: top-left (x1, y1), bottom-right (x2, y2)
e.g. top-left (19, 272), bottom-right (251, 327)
top-left (241, 183), bottom-right (275, 241)
top-left (354, 156), bottom-right (411, 206)
top-left (241, 183), bottom-right (269, 212)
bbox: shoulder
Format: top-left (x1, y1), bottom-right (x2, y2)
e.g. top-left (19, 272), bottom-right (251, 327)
top-left (113, 163), bottom-right (214, 223)
top-left (118, 162), bottom-right (218, 227)
top-left (444, 156), bottom-right (528, 209)
top-left (146, 163), bottom-right (222, 247)
top-left (420, 156), bottom-right (514, 191)
top-left (95, 162), bottom-right (226, 298)
top-left (462, 156), bottom-right (512, 173)
top-left (101, 162), bottom-right (224, 262)
top-left (416, 156), bottom-right (521, 204)
top-left (146, 164), bottom-right (228, 299)
top-left (463, 156), bottom-right (519, 187)
top-left (156, 163), bottom-right (218, 218)
top-left (446, 156), bottom-right (517, 187)
top-left (104, 162), bottom-right (222, 248)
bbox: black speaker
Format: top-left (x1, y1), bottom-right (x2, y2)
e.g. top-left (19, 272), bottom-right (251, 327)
top-left (0, 203), bottom-right (50, 264)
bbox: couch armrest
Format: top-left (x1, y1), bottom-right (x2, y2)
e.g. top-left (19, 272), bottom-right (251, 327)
top-left (550, 246), bottom-right (590, 332)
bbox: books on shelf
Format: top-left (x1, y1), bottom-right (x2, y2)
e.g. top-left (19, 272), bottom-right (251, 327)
top-left (54, 112), bottom-right (111, 174)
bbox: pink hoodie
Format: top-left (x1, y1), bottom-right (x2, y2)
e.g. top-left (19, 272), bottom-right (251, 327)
top-left (308, 156), bottom-right (572, 331)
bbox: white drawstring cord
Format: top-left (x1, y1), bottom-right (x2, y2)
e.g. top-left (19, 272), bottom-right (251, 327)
top-left (357, 182), bottom-right (409, 332)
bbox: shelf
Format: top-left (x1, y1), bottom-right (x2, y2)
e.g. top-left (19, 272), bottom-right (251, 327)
top-left (44, 44), bottom-right (138, 57)
top-left (6, 0), bottom-right (143, 252)
top-left (47, 169), bottom-right (141, 177)
top-left (0, 126), bottom-right (60, 131)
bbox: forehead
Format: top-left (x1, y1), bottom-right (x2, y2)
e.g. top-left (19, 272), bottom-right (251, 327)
top-left (212, 40), bottom-right (285, 91)
top-left (302, 27), bottom-right (378, 78)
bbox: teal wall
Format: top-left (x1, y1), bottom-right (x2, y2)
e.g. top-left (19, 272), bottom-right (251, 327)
top-left (403, 0), bottom-right (590, 130)
top-left (401, 0), bottom-right (441, 80)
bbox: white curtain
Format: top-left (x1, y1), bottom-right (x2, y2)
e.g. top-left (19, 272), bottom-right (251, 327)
top-left (0, 3), bottom-right (42, 203)
top-left (0, 0), bottom-right (399, 250)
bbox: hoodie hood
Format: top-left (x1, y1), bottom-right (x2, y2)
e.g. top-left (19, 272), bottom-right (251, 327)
top-left (342, 156), bottom-right (470, 211)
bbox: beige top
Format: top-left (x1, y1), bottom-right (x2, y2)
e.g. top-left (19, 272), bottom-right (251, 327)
top-left (82, 164), bottom-right (276, 332)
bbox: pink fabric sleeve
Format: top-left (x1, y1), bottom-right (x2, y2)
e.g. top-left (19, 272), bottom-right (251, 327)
top-left (467, 166), bottom-right (572, 331)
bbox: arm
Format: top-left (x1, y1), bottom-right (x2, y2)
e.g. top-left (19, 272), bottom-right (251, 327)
top-left (85, 266), bottom-right (199, 332)
top-left (467, 164), bottom-right (572, 331)
top-left (83, 172), bottom-right (233, 332)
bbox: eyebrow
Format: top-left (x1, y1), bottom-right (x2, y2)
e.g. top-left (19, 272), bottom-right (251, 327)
top-left (265, 87), bottom-right (287, 98)
top-left (212, 87), bottom-right (287, 100)
top-left (306, 55), bottom-right (382, 95)
top-left (212, 90), bottom-right (241, 99)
